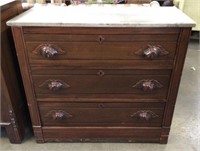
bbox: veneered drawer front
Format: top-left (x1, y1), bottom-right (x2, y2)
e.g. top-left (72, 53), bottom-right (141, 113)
top-left (23, 27), bottom-right (181, 35)
top-left (26, 42), bottom-right (177, 61)
top-left (39, 102), bottom-right (165, 127)
top-left (32, 70), bottom-right (171, 99)
top-left (24, 34), bottom-right (179, 42)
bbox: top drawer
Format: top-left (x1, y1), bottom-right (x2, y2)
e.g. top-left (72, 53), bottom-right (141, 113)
top-left (26, 41), bottom-right (177, 61)
top-left (24, 34), bottom-right (179, 42)
top-left (23, 27), bottom-right (179, 68)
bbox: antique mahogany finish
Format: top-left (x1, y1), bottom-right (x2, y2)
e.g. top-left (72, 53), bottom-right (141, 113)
top-left (11, 26), bottom-right (192, 144)
top-left (0, 0), bottom-right (28, 143)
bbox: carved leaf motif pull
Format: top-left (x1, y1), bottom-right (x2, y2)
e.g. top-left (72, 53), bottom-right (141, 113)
top-left (45, 110), bottom-right (72, 120)
top-left (135, 45), bottom-right (169, 59)
top-left (42, 46), bottom-right (58, 58)
top-left (132, 79), bottom-right (163, 91)
top-left (32, 43), bottom-right (65, 59)
top-left (39, 80), bottom-right (70, 91)
top-left (130, 110), bottom-right (159, 121)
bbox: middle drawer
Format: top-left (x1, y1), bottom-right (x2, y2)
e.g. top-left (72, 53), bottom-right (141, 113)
top-left (32, 69), bottom-right (171, 99)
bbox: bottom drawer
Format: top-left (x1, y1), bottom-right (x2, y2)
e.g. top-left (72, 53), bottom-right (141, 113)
top-left (39, 102), bottom-right (165, 127)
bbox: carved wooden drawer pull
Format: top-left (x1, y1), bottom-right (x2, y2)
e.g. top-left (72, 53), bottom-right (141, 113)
top-left (135, 45), bottom-right (169, 59)
top-left (32, 43), bottom-right (65, 59)
top-left (39, 80), bottom-right (70, 91)
top-left (45, 110), bottom-right (72, 120)
top-left (132, 79), bottom-right (163, 91)
top-left (130, 110), bottom-right (159, 121)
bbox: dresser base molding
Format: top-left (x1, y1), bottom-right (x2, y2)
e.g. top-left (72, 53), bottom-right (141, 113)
top-left (33, 126), bottom-right (45, 143)
top-left (35, 127), bottom-right (167, 144)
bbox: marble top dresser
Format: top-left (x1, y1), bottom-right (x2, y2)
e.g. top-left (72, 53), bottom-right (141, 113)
top-left (7, 4), bottom-right (195, 143)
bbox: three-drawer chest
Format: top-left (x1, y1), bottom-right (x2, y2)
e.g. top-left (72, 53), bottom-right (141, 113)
top-left (7, 5), bottom-right (195, 143)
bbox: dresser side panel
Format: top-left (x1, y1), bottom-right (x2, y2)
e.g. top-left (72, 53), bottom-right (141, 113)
top-left (163, 27), bottom-right (192, 127)
top-left (11, 27), bottom-right (44, 142)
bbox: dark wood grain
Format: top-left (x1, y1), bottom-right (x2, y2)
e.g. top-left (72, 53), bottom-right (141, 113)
top-left (0, 0), bottom-right (28, 144)
top-left (42, 127), bottom-right (162, 143)
top-left (29, 59), bottom-right (174, 70)
top-left (39, 102), bottom-right (165, 127)
top-left (26, 42), bottom-right (177, 60)
top-left (12, 27), bottom-right (44, 143)
top-left (23, 27), bottom-right (180, 34)
top-left (162, 28), bottom-right (192, 127)
top-left (24, 34), bottom-right (179, 42)
top-left (32, 72), bottom-right (170, 99)
top-left (11, 26), bottom-right (192, 144)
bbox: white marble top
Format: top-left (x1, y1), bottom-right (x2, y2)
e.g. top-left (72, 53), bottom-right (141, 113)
top-left (7, 4), bottom-right (196, 27)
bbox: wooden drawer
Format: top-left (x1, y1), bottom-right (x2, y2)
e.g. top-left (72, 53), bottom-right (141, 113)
top-left (24, 33), bottom-right (179, 42)
top-left (26, 42), bottom-right (177, 61)
top-left (32, 69), bottom-right (171, 99)
top-left (39, 102), bottom-right (165, 127)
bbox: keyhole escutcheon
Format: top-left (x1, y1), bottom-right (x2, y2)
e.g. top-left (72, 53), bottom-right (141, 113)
top-left (98, 35), bottom-right (105, 44)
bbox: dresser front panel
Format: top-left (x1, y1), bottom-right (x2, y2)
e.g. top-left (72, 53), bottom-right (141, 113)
top-left (32, 69), bottom-right (171, 99)
top-left (11, 26), bottom-right (192, 143)
top-left (24, 28), bottom-right (179, 69)
top-left (24, 33), bottom-right (179, 42)
top-left (27, 42), bottom-right (177, 61)
top-left (39, 102), bottom-right (165, 127)
top-left (42, 127), bottom-right (162, 143)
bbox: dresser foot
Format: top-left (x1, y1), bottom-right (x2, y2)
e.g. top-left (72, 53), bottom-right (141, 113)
top-left (35, 139), bottom-right (45, 143)
top-left (33, 126), bottom-right (45, 143)
top-left (4, 124), bottom-right (23, 144)
top-left (160, 135), bottom-right (169, 144)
